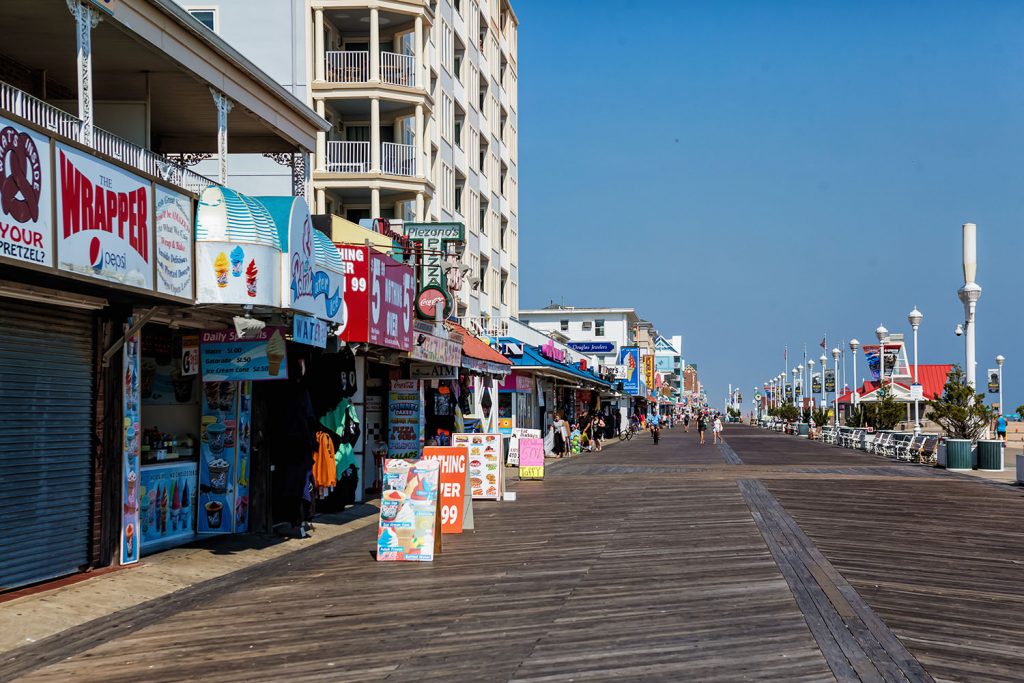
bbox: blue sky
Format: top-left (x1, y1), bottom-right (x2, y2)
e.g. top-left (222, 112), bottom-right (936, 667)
top-left (515, 0), bottom-right (1024, 411)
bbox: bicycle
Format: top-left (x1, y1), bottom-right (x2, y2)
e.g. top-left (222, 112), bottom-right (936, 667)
top-left (619, 424), bottom-right (639, 441)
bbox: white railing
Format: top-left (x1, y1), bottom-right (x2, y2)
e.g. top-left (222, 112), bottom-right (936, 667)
top-left (381, 142), bottom-right (416, 176)
top-left (1, 80), bottom-right (218, 194)
top-left (326, 141), bottom-right (370, 173)
top-left (325, 51), bottom-right (369, 83)
top-left (380, 52), bottom-right (415, 87)
top-left (1, 81), bottom-right (81, 140)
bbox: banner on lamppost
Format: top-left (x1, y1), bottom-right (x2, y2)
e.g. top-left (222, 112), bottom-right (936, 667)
top-left (824, 369), bottom-right (836, 393)
top-left (811, 373), bottom-right (822, 394)
top-left (987, 369), bottom-right (1000, 394)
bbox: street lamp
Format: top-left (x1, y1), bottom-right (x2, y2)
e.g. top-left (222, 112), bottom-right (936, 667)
top-left (958, 223), bottom-right (981, 389)
top-left (876, 324), bottom-right (888, 390)
top-left (908, 308), bottom-right (923, 435)
top-left (849, 339), bottom-right (860, 406)
top-left (820, 353), bottom-right (828, 407)
top-left (996, 355), bottom-right (1005, 416)
top-left (792, 367), bottom-right (799, 405)
top-left (807, 359), bottom-right (815, 407)
top-left (832, 347), bottom-right (841, 426)
top-left (797, 364), bottom-right (804, 407)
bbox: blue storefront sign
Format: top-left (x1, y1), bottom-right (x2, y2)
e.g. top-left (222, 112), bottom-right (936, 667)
top-left (567, 341), bottom-right (616, 354)
top-left (200, 327), bottom-right (289, 381)
top-left (293, 313), bottom-right (328, 348)
top-left (619, 347), bottom-right (641, 396)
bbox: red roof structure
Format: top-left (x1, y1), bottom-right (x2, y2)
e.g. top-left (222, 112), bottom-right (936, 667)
top-left (447, 323), bottom-right (512, 368)
top-left (838, 364), bottom-right (952, 403)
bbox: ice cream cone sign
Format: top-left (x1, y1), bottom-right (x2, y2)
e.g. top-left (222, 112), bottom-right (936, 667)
top-left (266, 330), bottom-right (285, 376)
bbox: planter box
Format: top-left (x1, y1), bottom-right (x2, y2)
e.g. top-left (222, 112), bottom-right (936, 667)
top-left (1017, 454), bottom-right (1024, 484)
top-left (977, 440), bottom-right (1003, 471)
top-left (937, 441), bottom-right (946, 467)
top-left (945, 439), bottom-right (973, 470)
top-left (798, 422), bottom-right (809, 436)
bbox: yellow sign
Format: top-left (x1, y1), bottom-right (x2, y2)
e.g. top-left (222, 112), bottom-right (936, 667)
top-left (641, 355), bottom-right (655, 391)
top-left (519, 466), bottom-right (544, 479)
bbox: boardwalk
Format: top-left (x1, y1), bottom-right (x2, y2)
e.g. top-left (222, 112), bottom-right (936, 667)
top-left (4, 425), bottom-right (1024, 682)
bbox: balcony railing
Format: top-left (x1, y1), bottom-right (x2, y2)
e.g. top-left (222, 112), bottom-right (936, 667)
top-left (323, 50), bottom-right (415, 87)
top-left (0, 81), bottom-right (216, 195)
top-left (326, 141), bottom-right (370, 173)
top-left (381, 142), bottom-right (415, 176)
top-left (325, 50), bottom-right (369, 83)
top-left (381, 52), bottom-right (415, 87)
top-left (325, 141), bottom-right (416, 177)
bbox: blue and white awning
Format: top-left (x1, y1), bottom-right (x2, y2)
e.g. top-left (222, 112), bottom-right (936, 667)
top-left (196, 186), bottom-right (281, 248)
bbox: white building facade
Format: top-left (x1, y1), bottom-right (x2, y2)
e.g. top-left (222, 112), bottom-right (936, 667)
top-left (175, 0), bottom-right (520, 321)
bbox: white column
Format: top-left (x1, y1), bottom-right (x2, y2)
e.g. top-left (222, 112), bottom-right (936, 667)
top-left (67, 0), bottom-right (102, 146)
top-left (371, 188), bottom-right (381, 218)
top-left (414, 104), bottom-right (424, 178)
top-left (369, 8), bottom-right (380, 82)
top-left (315, 99), bottom-right (326, 172)
top-left (414, 15), bottom-right (424, 89)
top-left (415, 192), bottom-right (424, 219)
top-left (209, 88), bottom-right (233, 185)
top-left (370, 97), bottom-right (381, 172)
top-left (315, 187), bottom-right (326, 214)
top-left (314, 8), bottom-right (325, 81)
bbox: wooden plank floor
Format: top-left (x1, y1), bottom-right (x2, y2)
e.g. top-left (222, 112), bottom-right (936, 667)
top-left (4, 425), bottom-right (1024, 681)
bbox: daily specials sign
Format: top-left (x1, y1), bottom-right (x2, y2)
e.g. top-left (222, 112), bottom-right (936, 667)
top-left (404, 222), bottom-right (464, 319)
top-left (518, 437), bottom-right (545, 480)
top-left (56, 142), bottom-right (153, 290)
top-left (421, 446), bottom-right (471, 533)
top-left (0, 115), bottom-right (52, 268)
top-left (200, 327), bottom-right (289, 381)
top-left (376, 458), bottom-right (441, 562)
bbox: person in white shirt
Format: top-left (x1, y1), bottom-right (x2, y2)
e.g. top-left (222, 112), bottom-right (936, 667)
top-left (712, 415), bottom-right (724, 444)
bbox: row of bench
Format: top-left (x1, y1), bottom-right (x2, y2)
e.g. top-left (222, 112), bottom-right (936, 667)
top-left (818, 426), bottom-right (939, 462)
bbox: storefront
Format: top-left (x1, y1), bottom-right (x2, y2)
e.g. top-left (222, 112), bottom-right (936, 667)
top-left (404, 320), bottom-right (463, 446)
top-left (449, 322), bottom-right (512, 436)
top-left (499, 371), bottom-right (538, 432)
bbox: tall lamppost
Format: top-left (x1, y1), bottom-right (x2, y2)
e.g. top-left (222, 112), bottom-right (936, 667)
top-left (791, 367), bottom-right (799, 406)
top-left (849, 339), bottom-right (860, 406)
top-left (820, 353), bottom-right (828, 410)
top-left (958, 223), bottom-right (981, 389)
top-left (996, 355), bottom-right (1005, 415)
top-left (908, 308), bottom-right (923, 435)
top-left (797, 364), bottom-right (804, 409)
top-left (832, 347), bottom-right (841, 426)
top-left (807, 359), bottom-right (815, 407)
top-left (876, 324), bottom-right (888, 390)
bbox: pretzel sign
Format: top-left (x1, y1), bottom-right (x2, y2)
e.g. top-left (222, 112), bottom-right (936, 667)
top-left (0, 126), bottom-right (42, 224)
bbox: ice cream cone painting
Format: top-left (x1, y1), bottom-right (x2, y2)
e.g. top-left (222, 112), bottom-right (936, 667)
top-left (230, 246), bottom-right (244, 277)
top-left (214, 251), bottom-right (229, 288)
top-left (266, 330), bottom-right (285, 376)
top-left (245, 259), bottom-right (258, 298)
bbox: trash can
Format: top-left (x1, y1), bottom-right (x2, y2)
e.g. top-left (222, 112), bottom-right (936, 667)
top-left (945, 439), bottom-right (973, 470)
top-left (797, 422), bottom-right (809, 436)
top-left (976, 440), bottom-right (1003, 471)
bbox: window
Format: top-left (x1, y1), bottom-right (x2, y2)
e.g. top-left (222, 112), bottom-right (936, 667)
top-left (582, 321), bottom-right (592, 331)
top-left (560, 320), bottom-right (569, 332)
top-left (500, 271), bottom-right (508, 304)
top-left (595, 320), bottom-right (605, 337)
top-left (454, 180), bottom-right (464, 214)
top-left (480, 256), bottom-right (489, 294)
top-left (187, 8), bottom-right (217, 32)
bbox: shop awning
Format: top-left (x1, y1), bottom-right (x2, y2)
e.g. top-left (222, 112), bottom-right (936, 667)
top-left (499, 338), bottom-right (611, 389)
top-left (449, 323), bottom-right (512, 377)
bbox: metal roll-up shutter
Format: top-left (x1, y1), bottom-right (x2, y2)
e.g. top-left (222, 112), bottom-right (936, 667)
top-left (0, 302), bottom-right (95, 591)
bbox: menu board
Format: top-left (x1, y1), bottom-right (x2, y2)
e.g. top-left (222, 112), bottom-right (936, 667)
top-left (376, 459), bottom-right (441, 562)
top-left (388, 380), bottom-right (422, 458)
top-left (421, 447), bottom-right (470, 534)
top-left (453, 433), bottom-right (502, 500)
top-left (518, 437), bottom-right (545, 480)
top-left (197, 380), bottom-right (252, 533)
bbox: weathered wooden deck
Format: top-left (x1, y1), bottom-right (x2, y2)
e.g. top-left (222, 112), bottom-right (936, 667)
top-left (4, 425), bottom-right (1024, 682)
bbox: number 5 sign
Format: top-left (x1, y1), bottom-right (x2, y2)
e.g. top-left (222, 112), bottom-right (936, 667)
top-left (421, 447), bottom-right (473, 533)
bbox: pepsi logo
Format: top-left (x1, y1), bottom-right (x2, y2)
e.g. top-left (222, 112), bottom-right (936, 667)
top-left (89, 236), bottom-right (102, 271)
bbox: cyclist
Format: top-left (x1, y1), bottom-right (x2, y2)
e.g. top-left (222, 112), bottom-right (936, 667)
top-left (649, 411), bottom-right (661, 445)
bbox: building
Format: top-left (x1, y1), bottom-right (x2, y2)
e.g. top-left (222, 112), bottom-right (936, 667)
top-left (654, 334), bottom-right (683, 407)
top-left (0, 0), bottom-right (326, 590)
top-left (518, 305), bottom-right (641, 369)
top-left (173, 0), bottom-right (520, 322)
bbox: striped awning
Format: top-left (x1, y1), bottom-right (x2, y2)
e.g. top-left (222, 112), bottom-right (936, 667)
top-left (195, 186), bottom-right (281, 248)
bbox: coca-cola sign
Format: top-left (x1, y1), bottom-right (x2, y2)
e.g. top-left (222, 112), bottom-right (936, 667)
top-left (416, 286), bottom-right (447, 319)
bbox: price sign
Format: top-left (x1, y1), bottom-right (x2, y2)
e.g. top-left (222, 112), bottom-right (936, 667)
top-left (421, 447), bottom-right (470, 534)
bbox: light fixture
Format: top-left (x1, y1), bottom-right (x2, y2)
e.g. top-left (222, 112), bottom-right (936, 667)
top-left (996, 354), bottom-right (1005, 366)
top-left (875, 324), bottom-right (888, 342)
top-left (955, 323), bottom-right (963, 336)
top-left (831, 347), bottom-right (841, 360)
top-left (849, 338), bottom-right (859, 352)
top-left (907, 307), bottom-right (923, 330)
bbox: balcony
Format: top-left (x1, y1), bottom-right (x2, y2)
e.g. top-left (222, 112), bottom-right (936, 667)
top-left (326, 141), bottom-right (416, 177)
top-left (1, 81), bottom-right (216, 195)
top-left (324, 51), bottom-right (416, 87)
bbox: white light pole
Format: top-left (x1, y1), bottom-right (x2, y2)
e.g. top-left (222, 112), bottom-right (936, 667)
top-left (832, 347), bottom-right (841, 426)
top-left (958, 223), bottom-right (981, 389)
top-left (996, 355), bottom-right (1005, 415)
top-left (792, 367), bottom-right (799, 406)
top-left (849, 339), bottom-right (860, 406)
top-left (876, 324), bottom-right (888, 390)
top-left (907, 308), bottom-right (922, 435)
top-left (797, 364), bottom-right (804, 409)
top-left (807, 359), bottom-right (815, 407)
top-left (820, 353), bottom-right (828, 409)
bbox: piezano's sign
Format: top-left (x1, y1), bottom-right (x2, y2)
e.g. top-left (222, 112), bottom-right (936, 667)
top-left (56, 142), bottom-right (154, 291)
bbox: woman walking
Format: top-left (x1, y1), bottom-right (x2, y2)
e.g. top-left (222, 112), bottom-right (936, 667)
top-left (697, 412), bottom-right (708, 445)
top-left (552, 413), bottom-right (567, 457)
top-left (713, 414), bottom-right (724, 445)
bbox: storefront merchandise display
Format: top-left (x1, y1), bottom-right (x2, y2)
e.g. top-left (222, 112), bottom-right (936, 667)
top-left (376, 459), bottom-right (441, 562)
top-left (453, 433), bottom-right (502, 500)
top-left (198, 380), bottom-right (252, 533)
top-left (121, 325), bottom-right (142, 565)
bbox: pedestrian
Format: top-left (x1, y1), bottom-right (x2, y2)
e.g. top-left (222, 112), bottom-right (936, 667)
top-left (552, 413), bottom-right (567, 457)
top-left (683, 413), bottom-right (690, 432)
top-left (713, 414), bottom-right (724, 444)
top-left (697, 413), bottom-right (708, 445)
top-left (592, 412), bottom-right (605, 452)
top-left (997, 414), bottom-right (1008, 441)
